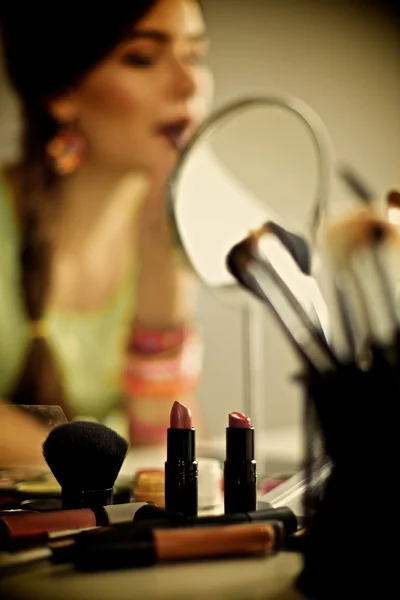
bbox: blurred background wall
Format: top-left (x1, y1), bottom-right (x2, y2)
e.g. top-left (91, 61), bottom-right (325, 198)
top-left (196, 0), bottom-right (400, 441)
top-left (1, 0), bottom-right (399, 453)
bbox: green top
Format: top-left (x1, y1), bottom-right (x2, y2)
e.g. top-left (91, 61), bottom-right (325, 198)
top-left (0, 171), bottom-right (137, 429)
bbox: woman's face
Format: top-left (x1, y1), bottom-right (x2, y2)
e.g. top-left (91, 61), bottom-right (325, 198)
top-left (52, 0), bottom-right (214, 181)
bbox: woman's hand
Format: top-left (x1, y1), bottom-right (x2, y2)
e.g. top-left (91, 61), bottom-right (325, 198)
top-left (0, 401), bottom-right (50, 468)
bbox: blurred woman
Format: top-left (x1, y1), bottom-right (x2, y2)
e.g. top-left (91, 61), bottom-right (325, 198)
top-left (0, 0), bottom-right (214, 465)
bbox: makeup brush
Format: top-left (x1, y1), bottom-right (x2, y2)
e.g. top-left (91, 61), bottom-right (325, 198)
top-left (387, 190), bottom-right (400, 206)
top-left (264, 221), bottom-right (311, 275)
top-left (387, 189), bottom-right (400, 227)
top-left (50, 521), bottom-right (283, 572)
top-left (321, 208), bottom-right (400, 268)
top-left (0, 520), bottom-right (284, 572)
top-left (226, 228), bottom-right (336, 375)
top-left (42, 422), bottom-right (129, 510)
top-left (253, 223), bottom-right (329, 339)
top-left (320, 208), bottom-right (400, 363)
top-left (337, 162), bottom-right (375, 204)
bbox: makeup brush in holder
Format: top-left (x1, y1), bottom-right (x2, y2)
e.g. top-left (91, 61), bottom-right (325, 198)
top-left (296, 212), bottom-right (400, 598)
top-left (43, 422), bottom-right (129, 510)
top-left (226, 209), bottom-right (400, 598)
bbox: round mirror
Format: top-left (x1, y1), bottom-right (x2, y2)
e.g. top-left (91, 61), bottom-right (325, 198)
top-left (168, 94), bottom-right (336, 298)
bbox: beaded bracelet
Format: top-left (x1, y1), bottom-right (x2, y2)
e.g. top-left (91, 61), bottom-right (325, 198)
top-left (128, 321), bottom-right (189, 354)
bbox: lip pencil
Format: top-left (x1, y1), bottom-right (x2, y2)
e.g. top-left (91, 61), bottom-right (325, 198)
top-left (164, 401), bottom-right (198, 517)
top-left (224, 412), bottom-right (257, 514)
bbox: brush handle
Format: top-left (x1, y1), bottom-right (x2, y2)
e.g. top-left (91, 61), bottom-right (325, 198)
top-left (62, 488), bottom-right (113, 510)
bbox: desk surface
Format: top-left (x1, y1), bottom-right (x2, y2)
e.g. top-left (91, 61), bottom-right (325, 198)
top-left (0, 552), bottom-right (305, 600)
top-left (0, 439), bottom-right (306, 600)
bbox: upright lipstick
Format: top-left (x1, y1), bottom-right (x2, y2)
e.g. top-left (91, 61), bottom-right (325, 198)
top-left (164, 401), bottom-right (198, 517)
top-left (224, 412), bottom-right (257, 514)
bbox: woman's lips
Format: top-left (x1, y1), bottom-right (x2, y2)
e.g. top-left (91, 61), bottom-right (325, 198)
top-left (157, 119), bottom-right (196, 150)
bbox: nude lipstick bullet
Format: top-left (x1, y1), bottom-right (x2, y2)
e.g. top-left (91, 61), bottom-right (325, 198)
top-left (224, 412), bottom-right (257, 514)
top-left (164, 401), bottom-right (198, 517)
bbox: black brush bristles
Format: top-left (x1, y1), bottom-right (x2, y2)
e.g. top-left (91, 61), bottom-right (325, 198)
top-left (266, 221), bottom-right (311, 275)
top-left (226, 239), bottom-right (254, 287)
top-left (42, 422), bottom-right (129, 509)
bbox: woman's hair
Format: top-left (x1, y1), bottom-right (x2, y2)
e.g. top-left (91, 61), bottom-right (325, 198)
top-left (0, 3), bottom-right (158, 414)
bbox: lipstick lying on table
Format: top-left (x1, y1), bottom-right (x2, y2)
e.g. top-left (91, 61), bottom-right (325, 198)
top-left (165, 401), bottom-right (198, 517)
top-left (0, 502), bottom-right (152, 551)
top-left (224, 412), bottom-right (257, 514)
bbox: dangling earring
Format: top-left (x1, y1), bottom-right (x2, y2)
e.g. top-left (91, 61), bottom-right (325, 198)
top-left (46, 125), bottom-right (86, 175)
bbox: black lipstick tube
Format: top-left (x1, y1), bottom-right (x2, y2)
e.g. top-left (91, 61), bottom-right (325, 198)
top-left (224, 427), bottom-right (257, 514)
top-left (164, 428), bottom-right (198, 517)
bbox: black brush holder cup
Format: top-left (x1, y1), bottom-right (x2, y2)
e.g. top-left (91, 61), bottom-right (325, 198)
top-left (295, 356), bottom-right (400, 599)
